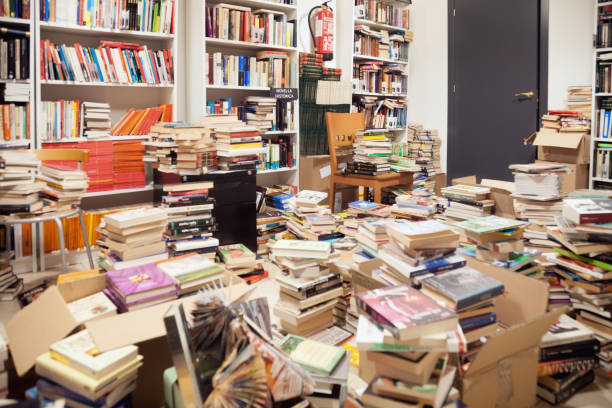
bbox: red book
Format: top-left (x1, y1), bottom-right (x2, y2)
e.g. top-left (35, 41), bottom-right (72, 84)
top-left (356, 285), bottom-right (458, 340)
top-left (100, 41), bottom-right (143, 50)
top-left (563, 199), bottom-right (612, 224)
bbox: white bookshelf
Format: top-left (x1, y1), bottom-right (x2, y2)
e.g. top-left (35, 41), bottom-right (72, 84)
top-left (187, 0), bottom-right (300, 188)
top-left (0, 12), bottom-right (35, 151)
top-left (337, 0), bottom-right (411, 142)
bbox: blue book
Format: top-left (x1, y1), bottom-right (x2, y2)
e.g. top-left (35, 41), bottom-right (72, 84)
top-left (459, 312), bottom-right (497, 331)
top-left (56, 46), bottom-right (74, 81)
top-left (89, 48), bottom-right (105, 82)
top-left (349, 200), bottom-right (379, 210)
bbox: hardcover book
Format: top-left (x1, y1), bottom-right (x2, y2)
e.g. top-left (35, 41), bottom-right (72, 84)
top-left (217, 243), bottom-right (256, 265)
top-left (106, 263), bottom-right (176, 303)
top-left (356, 285), bottom-right (457, 340)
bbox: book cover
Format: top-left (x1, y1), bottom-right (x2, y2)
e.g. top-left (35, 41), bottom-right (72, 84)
top-left (106, 263), bottom-right (176, 302)
top-left (540, 314), bottom-right (595, 348)
top-left (420, 267), bottom-right (504, 310)
top-left (454, 215), bottom-right (526, 234)
top-left (356, 285), bottom-right (457, 340)
top-left (156, 253), bottom-right (224, 283)
top-left (272, 239), bottom-right (331, 253)
top-left (67, 292), bottom-right (117, 325)
top-left (537, 370), bottom-right (594, 405)
top-left (563, 199), bottom-right (612, 224)
top-left (459, 312), bottom-right (497, 331)
top-left (349, 200), bottom-right (379, 210)
top-left (278, 334), bottom-right (345, 376)
top-left (217, 243), bottom-right (255, 264)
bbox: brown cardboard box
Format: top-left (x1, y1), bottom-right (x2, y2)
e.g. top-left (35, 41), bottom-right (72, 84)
top-left (525, 129), bottom-right (590, 164)
top-left (451, 176), bottom-right (517, 219)
top-left (300, 155), bottom-right (358, 208)
top-left (535, 160), bottom-right (588, 193)
top-left (6, 273), bottom-right (251, 406)
top-left (354, 257), bottom-right (562, 408)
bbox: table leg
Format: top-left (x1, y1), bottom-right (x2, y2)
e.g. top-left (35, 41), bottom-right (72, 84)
top-left (54, 218), bottom-right (67, 275)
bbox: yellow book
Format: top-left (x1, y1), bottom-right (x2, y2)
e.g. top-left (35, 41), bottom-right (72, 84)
top-left (230, 142), bottom-right (263, 149)
top-left (57, 269), bottom-right (100, 284)
top-left (363, 135), bottom-right (387, 141)
top-left (35, 352), bottom-right (143, 401)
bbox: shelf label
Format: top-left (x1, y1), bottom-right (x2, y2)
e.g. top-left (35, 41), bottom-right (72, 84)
top-left (271, 88), bottom-right (298, 100)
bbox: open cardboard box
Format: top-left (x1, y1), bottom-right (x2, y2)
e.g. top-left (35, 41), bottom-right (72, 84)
top-left (525, 129), bottom-right (590, 164)
top-left (451, 176), bottom-right (517, 219)
top-left (535, 160), bottom-right (588, 193)
top-left (5, 272), bottom-right (251, 406)
top-left (353, 256), bottom-right (562, 408)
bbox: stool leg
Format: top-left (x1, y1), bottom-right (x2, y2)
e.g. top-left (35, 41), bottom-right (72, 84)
top-left (78, 208), bottom-right (95, 269)
top-left (54, 218), bottom-right (67, 275)
top-left (31, 222), bottom-right (37, 274)
top-left (39, 222), bottom-right (46, 273)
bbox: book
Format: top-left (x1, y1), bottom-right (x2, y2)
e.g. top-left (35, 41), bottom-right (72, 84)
top-left (272, 240), bottom-right (331, 259)
top-left (277, 334), bottom-right (345, 376)
top-left (536, 370), bottom-right (594, 404)
top-left (156, 253), bottom-right (224, 287)
top-left (537, 369), bottom-right (592, 393)
top-left (420, 267), bottom-right (504, 311)
top-left (385, 220), bottom-right (458, 249)
top-left (537, 356), bottom-right (598, 377)
top-left (49, 330), bottom-right (138, 380)
top-left (356, 285), bottom-right (458, 341)
top-left (67, 292), bottom-right (117, 325)
top-left (106, 263), bottom-right (176, 304)
top-left (562, 199), bottom-right (612, 224)
top-left (217, 243), bottom-right (256, 265)
top-left (454, 215), bottom-right (526, 234)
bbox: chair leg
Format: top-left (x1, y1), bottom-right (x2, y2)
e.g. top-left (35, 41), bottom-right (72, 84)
top-left (329, 179), bottom-right (337, 213)
top-left (77, 207), bottom-right (95, 269)
top-left (373, 186), bottom-right (382, 204)
top-left (31, 222), bottom-right (37, 274)
top-left (39, 222), bottom-right (46, 273)
top-left (54, 218), bottom-right (68, 275)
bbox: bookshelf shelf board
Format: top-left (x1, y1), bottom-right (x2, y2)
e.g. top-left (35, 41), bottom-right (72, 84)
top-left (0, 16), bottom-right (30, 25)
top-left (41, 135), bottom-right (150, 143)
top-left (599, 1), bottom-right (612, 7)
top-left (83, 185), bottom-right (154, 198)
top-left (204, 37), bottom-right (297, 51)
top-left (353, 91), bottom-right (405, 97)
top-left (596, 47), bottom-right (612, 53)
top-left (39, 22), bottom-right (175, 40)
top-left (206, 85), bottom-right (270, 91)
top-left (353, 54), bottom-right (408, 65)
top-left (592, 177), bottom-right (612, 182)
top-left (40, 80), bottom-right (174, 88)
top-left (0, 79), bottom-right (30, 84)
top-left (262, 130), bottom-right (297, 135)
top-left (257, 167), bottom-right (296, 174)
top-left (209, 0), bottom-right (297, 12)
top-left (354, 18), bottom-right (407, 32)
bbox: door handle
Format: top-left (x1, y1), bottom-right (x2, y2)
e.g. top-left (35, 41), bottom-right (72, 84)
top-left (515, 91), bottom-right (534, 99)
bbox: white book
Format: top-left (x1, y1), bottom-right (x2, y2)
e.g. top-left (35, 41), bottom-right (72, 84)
top-left (49, 330), bottom-right (138, 380)
top-left (67, 292), bottom-right (117, 325)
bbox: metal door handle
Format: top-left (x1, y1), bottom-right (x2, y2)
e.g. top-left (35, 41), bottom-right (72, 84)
top-left (515, 91), bottom-right (534, 98)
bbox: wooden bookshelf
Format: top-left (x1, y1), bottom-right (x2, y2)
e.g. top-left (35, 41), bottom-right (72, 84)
top-left (187, 0), bottom-right (300, 187)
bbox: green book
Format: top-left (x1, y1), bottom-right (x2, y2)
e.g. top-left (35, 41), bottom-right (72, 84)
top-left (278, 334), bottom-right (345, 376)
top-left (454, 215), bottom-right (526, 234)
top-left (217, 243), bottom-right (255, 265)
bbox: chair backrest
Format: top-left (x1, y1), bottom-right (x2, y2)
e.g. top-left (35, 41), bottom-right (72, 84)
top-left (35, 149), bottom-right (90, 166)
top-left (325, 112), bottom-right (365, 172)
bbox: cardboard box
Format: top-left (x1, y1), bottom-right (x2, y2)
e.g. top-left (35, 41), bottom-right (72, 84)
top-left (300, 155), bottom-right (332, 195)
top-left (6, 273), bottom-right (251, 407)
top-left (525, 129), bottom-right (590, 164)
top-left (451, 176), bottom-right (517, 219)
top-left (353, 257), bottom-right (562, 408)
top-left (535, 160), bottom-right (588, 193)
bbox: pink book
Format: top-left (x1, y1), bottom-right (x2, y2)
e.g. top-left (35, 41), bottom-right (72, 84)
top-left (106, 263), bottom-right (176, 304)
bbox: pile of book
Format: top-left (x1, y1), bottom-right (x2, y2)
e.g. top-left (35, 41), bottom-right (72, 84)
top-left (240, 96), bottom-right (278, 131)
top-left (113, 140), bottom-right (146, 190)
top-left (261, 187), bottom-right (294, 211)
top-left (144, 123), bottom-right (178, 171)
top-left (441, 184), bottom-right (495, 221)
top-left (215, 122), bottom-right (265, 171)
top-left (299, 52), bottom-right (323, 79)
top-left (272, 240), bottom-right (342, 337)
top-left (284, 199), bottom-right (342, 241)
top-left (218, 243), bottom-right (263, 281)
top-left (38, 164), bottom-right (89, 209)
top-left (0, 252), bottom-right (22, 301)
top-left (162, 181), bottom-right (219, 259)
top-left (345, 129), bottom-right (392, 176)
top-left (99, 207), bottom-right (169, 271)
top-left (81, 102), bottom-right (111, 138)
top-left (156, 252), bottom-right (225, 297)
top-left (541, 110), bottom-right (590, 133)
top-left (376, 220), bottom-right (464, 287)
top-left (390, 125), bottom-right (441, 190)
top-left (347, 200), bottom-right (391, 218)
top-left (0, 336), bottom-right (6, 398)
top-left (356, 218), bottom-right (391, 257)
top-left (0, 150), bottom-right (43, 215)
top-left (455, 215), bottom-right (540, 275)
top-left (41, 40), bottom-right (174, 85)
top-left (110, 103), bottom-right (173, 136)
top-left (34, 330), bottom-right (142, 406)
top-left (511, 163), bottom-right (569, 224)
top-left (355, 285), bottom-right (462, 408)
top-left (537, 315), bottom-right (599, 405)
top-left (390, 190), bottom-right (444, 220)
top-left (567, 86), bottom-right (592, 118)
top-left (256, 210), bottom-right (287, 255)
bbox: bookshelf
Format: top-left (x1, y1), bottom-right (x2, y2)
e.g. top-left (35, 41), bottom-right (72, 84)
top-left (337, 0), bottom-right (412, 141)
top-left (0, 10), bottom-right (35, 151)
top-left (187, 0), bottom-right (300, 188)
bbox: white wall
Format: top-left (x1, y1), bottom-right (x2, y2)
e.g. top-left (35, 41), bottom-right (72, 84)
top-left (297, 0), bottom-right (337, 67)
top-left (548, 0), bottom-right (595, 110)
top-left (407, 0), bottom-right (448, 172)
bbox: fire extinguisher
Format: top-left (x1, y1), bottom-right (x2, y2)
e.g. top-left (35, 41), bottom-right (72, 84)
top-left (309, 1), bottom-right (334, 61)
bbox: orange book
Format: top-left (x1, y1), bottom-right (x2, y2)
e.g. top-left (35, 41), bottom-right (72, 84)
top-left (3, 105), bottom-right (10, 141)
top-left (119, 109), bottom-right (145, 135)
top-left (129, 108), bottom-right (150, 135)
top-left (110, 108), bottom-right (135, 135)
top-left (57, 269), bottom-right (99, 284)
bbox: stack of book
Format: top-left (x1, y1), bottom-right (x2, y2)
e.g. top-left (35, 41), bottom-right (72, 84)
top-left (241, 96), bottom-right (278, 131)
top-left (34, 330), bottom-right (142, 406)
top-left (0, 336), bottom-right (6, 398)
top-left (113, 140), bottom-right (146, 190)
top-left (347, 200), bottom-right (391, 218)
top-left (171, 124), bottom-right (217, 175)
top-left (286, 212), bottom-right (341, 242)
top-left (393, 125), bottom-right (442, 190)
top-left (377, 220), bottom-right (463, 286)
top-left (356, 285), bottom-right (461, 406)
top-left (346, 129), bottom-right (392, 175)
top-left (218, 243), bottom-right (262, 278)
top-left (0, 150), bottom-right (43, 215)
top-left (216, 124), bottom-right (265, 171)
top-left (99, 207), bottom-right (169, 270)
top-left (510, 163), bottom-right (569, 224)
top-left (38, 164), bottom-right (89, 209)
top-left (0, 253), bottom-right (22, 301)
top-left (537, 315), bottom-right (599, 405)
top-left (81, 102), bottom-right (111, 138)
top-left (390, 190), bottom-right (442, 220)
top-left (156, 253), bottom-right (225, 297)
top-left (262, 187), bottom-right (294, 211)
top-left (105, 263), bottom-right (177, 312)
top-left (356, 218), bottom-right (391, 257)
top-left (441, 184), bottom-right (495, 221)
top-left (162, 181), bottom-right (219, 259)
top-left (567, 86), bottom-right (592, 118)
top-left (272, 240), bottom-right (341, 336)
top-left (299, 52), bottom-right (323, 79)
top-left (143, 123), bottom-right (176, 170)
top-left (256, 210), bottom-right (287, 255)
top-left (454, 216), bottom-right (540, 275)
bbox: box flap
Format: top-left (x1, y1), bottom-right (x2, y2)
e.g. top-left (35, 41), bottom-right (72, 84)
top-left (57, 274), bottom-right (107, 303)
top-left (480, 179), bottom-right (515, 194)
top-left (353, 258), bottom-right (387, 292)
top-left (465, 309), bottom-right (564, 377)
top-left (452, 175), bottom-right (477, 185)
top-left (87, 273), bottom-right (251, 352)
top-left (532, 131), bottom-right (584, 149)
top-left (6, 286), bottom-right (78, 376)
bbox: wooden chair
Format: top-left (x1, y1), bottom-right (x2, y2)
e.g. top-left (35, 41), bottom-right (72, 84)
top-left (326, 112), bottom-right (414, 212)
top-left (0, 149), bottom-right (94, 274)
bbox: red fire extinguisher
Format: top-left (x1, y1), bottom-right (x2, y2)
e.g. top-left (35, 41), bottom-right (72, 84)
top-left (309, 1), bottom-right (334, 61)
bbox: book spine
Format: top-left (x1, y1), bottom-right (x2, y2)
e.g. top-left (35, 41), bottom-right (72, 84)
top-left (540, 339), bottom-right (601, 362)
top-left (456, 286), bottom-right (505, 311)
top-left (537, 357), bottom-right (598, 377)
top-left (292, 280), bottom-right (342, 300)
